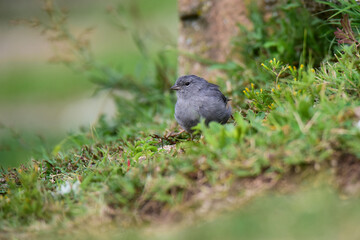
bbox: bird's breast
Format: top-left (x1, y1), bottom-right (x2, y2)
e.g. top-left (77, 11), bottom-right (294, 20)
top-left (175, 98), bottom-right (200, 120)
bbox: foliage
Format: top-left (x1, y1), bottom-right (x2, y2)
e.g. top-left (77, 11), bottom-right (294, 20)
top-left (334, 14), bottom-right (359, 46)
top-left (16, 0), bottom-right (177, 139)
top-left (216, 0), bottom-right (334, 109)
top-left (1, 0), bottom-right (360, 238)
top-left (2, 41), bottom-right (360, 228)
top-left (237, 0), bottom-right (333, 64)
top-left (319, 0), bottom-right (360, 28)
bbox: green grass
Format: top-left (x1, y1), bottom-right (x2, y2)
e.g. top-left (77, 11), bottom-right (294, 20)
top-left (0, 129), bottom-right (64, 169)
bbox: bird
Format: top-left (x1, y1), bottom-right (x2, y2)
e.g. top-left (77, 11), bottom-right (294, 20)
top-left (170, 75), bottom-right (232, 133)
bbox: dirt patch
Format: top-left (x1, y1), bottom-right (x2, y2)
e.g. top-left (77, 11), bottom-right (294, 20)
top-left (139, 152), bottom-right (360, 226)
top-left (136, 172), bottom-right (280, 226)
top-left (335, 153), bottom-right (360, 195)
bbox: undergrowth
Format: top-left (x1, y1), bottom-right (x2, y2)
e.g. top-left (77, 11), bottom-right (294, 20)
top-left (1, 0), bottom-right (360, 237)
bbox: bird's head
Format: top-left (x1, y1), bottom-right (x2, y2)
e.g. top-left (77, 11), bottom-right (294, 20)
top-left (170, 75), bottom-right (208, 98)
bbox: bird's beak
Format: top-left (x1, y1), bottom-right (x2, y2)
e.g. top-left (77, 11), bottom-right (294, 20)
top-left (170, 85), bottom-right (181, 90)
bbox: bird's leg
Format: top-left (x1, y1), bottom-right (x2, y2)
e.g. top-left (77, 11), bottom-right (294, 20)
top-left (178, 129), bottom-right (185, 135)
top-left (166, 129), bottom-right (185, 138)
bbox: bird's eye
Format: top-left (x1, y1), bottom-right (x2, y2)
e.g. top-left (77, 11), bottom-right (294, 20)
top-left (184, 82), bottom-right (190, 86)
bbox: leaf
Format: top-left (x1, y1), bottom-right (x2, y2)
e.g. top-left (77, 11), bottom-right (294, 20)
top-left (81, 172), bottom-right (94, 189)
top-left (334, 14), bottom-right (358, 45)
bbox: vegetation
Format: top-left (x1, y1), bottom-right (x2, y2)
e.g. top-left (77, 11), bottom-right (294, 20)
top-left (1, 0), bottom-right (360, 239)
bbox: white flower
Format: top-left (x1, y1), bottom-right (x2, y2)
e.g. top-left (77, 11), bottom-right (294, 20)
top-left (57, 180), bottom-right (80, 195)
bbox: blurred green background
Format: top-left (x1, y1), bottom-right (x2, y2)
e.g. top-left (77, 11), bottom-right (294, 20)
top-left (0, 0), bottom-right (178, 168)
top-left (161, 188), bottom-right (360, 240)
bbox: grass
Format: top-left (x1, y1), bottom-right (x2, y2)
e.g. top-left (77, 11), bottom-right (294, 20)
top-left (5, 188), bottom-right (360, 240)
top-left (0, 129), bottom-right (64, 169)
top-left (1, 51), bottom-right (359, 234)
top-left (1, 0), bottom-right (360, 239)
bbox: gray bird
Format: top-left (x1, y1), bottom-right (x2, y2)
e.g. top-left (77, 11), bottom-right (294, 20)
top-left (170, 75), bottom-right (232, 133)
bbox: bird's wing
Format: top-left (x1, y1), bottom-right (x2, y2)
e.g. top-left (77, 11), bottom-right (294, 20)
top-left (198, 84), bottom-right (231, 124)
top-left (201, 83), bottom-right (229, 102)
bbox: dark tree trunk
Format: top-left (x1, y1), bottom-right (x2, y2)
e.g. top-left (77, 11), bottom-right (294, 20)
top-left (177, 0), bottom-right (251, 80)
